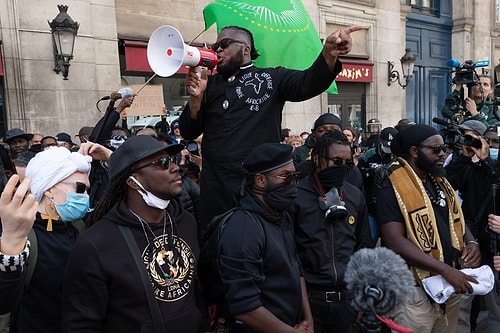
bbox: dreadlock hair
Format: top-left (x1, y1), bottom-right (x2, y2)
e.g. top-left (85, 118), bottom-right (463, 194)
top-left (311, 130), bottom-right (350, 170)
top-left (221, 26), bottom-right (260, 60)
top-left (85, 165), bottom-right (133, 227)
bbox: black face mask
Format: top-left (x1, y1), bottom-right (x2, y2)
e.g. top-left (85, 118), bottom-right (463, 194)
top-left (316, 165), bottom-right (349, 191)
top-left (263, 182), bottom-right (298, 212)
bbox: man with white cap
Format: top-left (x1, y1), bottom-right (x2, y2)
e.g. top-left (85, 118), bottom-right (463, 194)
top-left (0, 147), bottom-right (91, 333)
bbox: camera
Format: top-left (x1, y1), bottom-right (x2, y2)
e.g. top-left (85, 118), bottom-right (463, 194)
top-left (447, 59), bottom-right (489, 86)
top-left (180, 139), bottom-right (199, 156)
top-left (318, 187), bottom-right (348, 223)
top-left (459, 134), bottom-right (482, 149)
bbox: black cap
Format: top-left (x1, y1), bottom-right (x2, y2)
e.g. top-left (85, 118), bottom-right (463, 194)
top-left (313, 113), bottom-right (342, 130)
top-left (242, 143), bottom-right (293, 175)
top-left (380, 127), bottom-right (398, 147)
top-left (108, 135), bottom-right (184, 180)
top-left (56, 132), bottom-right (74, 145)
top-left (391, 124), bottom-right (438, 157)
top-left (5, 128), bottom-right (34, 143)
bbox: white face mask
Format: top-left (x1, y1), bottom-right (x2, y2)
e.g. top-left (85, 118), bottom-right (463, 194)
top-left (129, 176), bottom-right (170, 210)
top-left (381, 145), bottom-right (392, 154)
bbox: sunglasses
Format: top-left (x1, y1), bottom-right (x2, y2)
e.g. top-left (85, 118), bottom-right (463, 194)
top-left (321, 156), bottom-right (355, 167)
top-left (272, 171), bottom-right (301, 185)
top-left (211, 38), bottom-right (246, 51)
top-left (419, 144), bottom-right (448, 153)
top-left (60, 181), bottom-right (90, 194)
top-left (133, 156), bottom-right (177, 172)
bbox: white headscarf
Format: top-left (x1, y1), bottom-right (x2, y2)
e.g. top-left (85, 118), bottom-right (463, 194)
top-left (25, 147), bottom-right (92, 202)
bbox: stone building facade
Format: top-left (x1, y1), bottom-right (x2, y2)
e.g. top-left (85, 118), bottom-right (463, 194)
top-left (0, 0), bottom-right (499, 138)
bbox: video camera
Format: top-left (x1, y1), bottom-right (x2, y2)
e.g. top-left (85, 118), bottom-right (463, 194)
top-left (447, 59), bottom-right (489, 86)
top-left (432, 117), bottom-right (482, 151)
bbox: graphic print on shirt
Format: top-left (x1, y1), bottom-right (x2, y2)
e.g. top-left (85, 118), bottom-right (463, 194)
top-left (235, 71), bottom-right (273, 112)
top-left (142, 235), bottom-right (196, 302)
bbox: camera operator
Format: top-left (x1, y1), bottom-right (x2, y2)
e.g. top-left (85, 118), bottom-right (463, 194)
top-left (440, 75), bottom-right (497, 126)
top-left (445, 120), bottom-right (500, 333)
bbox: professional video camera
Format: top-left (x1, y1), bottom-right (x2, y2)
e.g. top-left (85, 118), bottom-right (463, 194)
top-left (432, 117), bottom-right (482, 151)
top-left (445, 59), bottom-right (489, 121)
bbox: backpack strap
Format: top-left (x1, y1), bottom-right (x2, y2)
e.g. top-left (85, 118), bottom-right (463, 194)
top-left (25, 229), bottom-right (38, 288)
top-left (117, 225), bottom-right (166, 333)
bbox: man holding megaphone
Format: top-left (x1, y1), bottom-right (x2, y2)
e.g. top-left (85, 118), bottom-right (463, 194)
top-left (179, 24), bottom-right (363, 233)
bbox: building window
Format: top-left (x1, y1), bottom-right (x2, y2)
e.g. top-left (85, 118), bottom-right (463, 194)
top-left (410, 0), bottom-right (439, 16)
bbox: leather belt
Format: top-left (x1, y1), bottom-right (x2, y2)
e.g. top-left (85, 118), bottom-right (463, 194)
top-left (308, 288), bottom-right (352, 302)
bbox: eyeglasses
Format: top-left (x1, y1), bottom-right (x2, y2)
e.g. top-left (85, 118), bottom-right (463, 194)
top-left (132, 156), bottom-right (177, 172)
top-left (211, 38), bottom-right (247, 51)
top-left (419, 144), bottom-right (448, 153)
top-left (321, 156), bottom-right (355, 167)
top-left (271, 171), bottom-right (301, 185)
top-left (110, 134), bottom-right (128, 141)
top-left (60, 181), bottom-right (90, 194)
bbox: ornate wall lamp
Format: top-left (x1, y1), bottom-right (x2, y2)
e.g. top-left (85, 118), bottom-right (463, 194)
top-left (48, 5), bottom-right (79, 80)
top-left (387, 48), bottom-right (417, 89)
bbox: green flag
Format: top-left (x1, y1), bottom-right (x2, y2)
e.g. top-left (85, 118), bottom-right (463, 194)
top-left (203, 0), bottom-right (338, 94)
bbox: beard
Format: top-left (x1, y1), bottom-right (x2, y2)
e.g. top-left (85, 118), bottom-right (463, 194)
top-left (217, 48), bottom-right (244, 78)
top-left (415, 149), bottom-right (446, 177)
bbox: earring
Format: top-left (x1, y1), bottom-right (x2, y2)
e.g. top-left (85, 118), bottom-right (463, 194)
top-left (41, 203), bottom-right (60, 232)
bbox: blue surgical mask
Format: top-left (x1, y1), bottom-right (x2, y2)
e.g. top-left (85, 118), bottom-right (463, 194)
top-left (490, 148), bottom-right (499, 160)
top-left (53, 192), bottom-right (90, 222)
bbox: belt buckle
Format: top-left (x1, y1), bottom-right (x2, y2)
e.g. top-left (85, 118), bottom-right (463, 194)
top-left (325, 291), bottom-right (341, 302)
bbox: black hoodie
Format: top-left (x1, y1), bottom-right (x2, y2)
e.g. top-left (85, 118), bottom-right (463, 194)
top-left (62, 198), bottom-right (201, 332)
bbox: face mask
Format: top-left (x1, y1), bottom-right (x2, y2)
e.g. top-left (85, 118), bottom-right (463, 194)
top-left (316, 165), bottom-right (349, 191)
top-left (381, 145), bottom-right (392, 154)
top-left (490, 148), bottom-right (499, 160)
top-left (263, 182), bottom-right (298, 212)
top-left (129, 176), bottom-right (170, 209)
top-left (53, 192), bottom-right (90, 222)
top-left (110, 138), bottom-right (125, 150)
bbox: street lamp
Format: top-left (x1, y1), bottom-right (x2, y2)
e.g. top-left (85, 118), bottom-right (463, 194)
top-left (48, 5), bottom-right (79, 80)
top-left (387, 48), bottom-right (417, 89)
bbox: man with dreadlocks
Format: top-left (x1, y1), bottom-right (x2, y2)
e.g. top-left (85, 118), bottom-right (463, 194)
top-left (62, 135), bottom-right (202, 332)
top-left (179, 24), bottom-right (364, 237)
top-left (375, 124), bottom-right (481, 333)
top-left (293, 130), bottom-right (374, 333)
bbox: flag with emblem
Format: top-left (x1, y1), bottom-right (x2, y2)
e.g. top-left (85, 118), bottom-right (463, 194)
top-left (203, 0), bottom-right (338, 94)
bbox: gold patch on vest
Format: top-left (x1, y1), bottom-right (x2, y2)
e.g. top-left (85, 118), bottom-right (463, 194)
top-left (348, 216), bottom-right (355, 224)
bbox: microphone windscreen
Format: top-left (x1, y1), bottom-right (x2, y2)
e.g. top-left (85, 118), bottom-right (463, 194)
top-left (345, 247), bottom-right (414, 316)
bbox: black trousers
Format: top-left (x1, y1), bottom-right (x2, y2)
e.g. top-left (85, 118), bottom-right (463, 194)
top-left (309, 296), bottom-right (362, 333)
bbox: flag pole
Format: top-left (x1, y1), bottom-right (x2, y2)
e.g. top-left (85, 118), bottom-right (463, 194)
top-left (137, 28), bottom-right (206, 96)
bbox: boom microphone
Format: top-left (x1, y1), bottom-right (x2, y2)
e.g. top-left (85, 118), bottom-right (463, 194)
top-left (432, 117), bottom-right (449, 127)
top-left (101, 87), bottom-right (134, 101)
top-left (344, 247), bottom-right (414, 333)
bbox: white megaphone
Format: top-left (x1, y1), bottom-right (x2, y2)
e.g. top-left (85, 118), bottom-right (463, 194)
top-left (147, 25), bottom-right (217, 77)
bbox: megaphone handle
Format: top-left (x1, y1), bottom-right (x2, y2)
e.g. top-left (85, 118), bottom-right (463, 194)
top-left (189, 67), bottom-right (203, 93)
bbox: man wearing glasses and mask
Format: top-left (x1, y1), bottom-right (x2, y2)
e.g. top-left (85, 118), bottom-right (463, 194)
top-left (179, 24), bottom-right (364, 237)
top-left (210, 143), bottom-right (312, 332)
top-left (293, 130), bottom-right (374, 333)
top-left (62, 135), bottom-right (203, 332)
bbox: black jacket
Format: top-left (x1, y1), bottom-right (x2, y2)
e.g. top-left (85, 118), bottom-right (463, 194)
top-left (445, 153), bottom-right (496, 263)
top-left (62, 199), bottom-right (201, 333)
top-left (179, 55), bottom-right (342, 230)
top-left (0, 214), bottom-right (81, 333)
top-left (294, 177), bottom-right (374, 289)
top-left (218, 189), bottom-right (303, 328)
